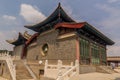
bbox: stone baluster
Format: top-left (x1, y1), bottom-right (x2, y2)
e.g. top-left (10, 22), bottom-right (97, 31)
top-left (71, 62), bottom-right (73, 66)
top-left (57, 60), bottom-right (63, 80)
top-left (75, 60), bottom-right (79, 74)
top-left (44, 60), bottom-right (48, 77)
top-left (57, 60), bottom-right (62, 70)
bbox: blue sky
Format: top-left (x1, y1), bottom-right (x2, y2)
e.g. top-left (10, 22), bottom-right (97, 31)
top-left (0, 0), bottom-right (120, 56)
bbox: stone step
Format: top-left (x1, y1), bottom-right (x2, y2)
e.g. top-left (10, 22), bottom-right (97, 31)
top-left (14, 60), bottom-right (33, 80)
top-left (69, 74), bottom-right (79, 80)
top-left (97, 66), bottom-right (117, 74)
top-left (40, 77), bottom-right (55, 80)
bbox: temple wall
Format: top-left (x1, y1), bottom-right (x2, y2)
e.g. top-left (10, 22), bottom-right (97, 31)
top-left (13, 45), bottom-right (24, 59)
top-left (37, 30), bottom-right (59, 60)
top-left (27, 43), bottom-right (40, 60)
top-left (37, 30), bottom-right (76, 64)
top-left (54, 38), bottom-right (76, 64)
top-left (26, 30), bottom-right (77, 64)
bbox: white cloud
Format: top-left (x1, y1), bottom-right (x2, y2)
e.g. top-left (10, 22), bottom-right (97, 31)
top-left (0, 15), bottom-right (17, 26)
top-left (3, 15), bottom-right (16, 20)
top-left (20, 4), bottom-right (46, 23)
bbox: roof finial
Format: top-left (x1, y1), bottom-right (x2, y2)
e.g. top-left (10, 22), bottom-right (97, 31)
top-left (58, 2), bottom-right (61, 21)
top-left (58, 2), bottom-right (61, 7)
top-left (19, 32), bottom-right (21, 35)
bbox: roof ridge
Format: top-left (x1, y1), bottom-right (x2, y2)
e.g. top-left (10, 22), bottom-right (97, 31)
top-left (24, 3), bottom-right (75, 32)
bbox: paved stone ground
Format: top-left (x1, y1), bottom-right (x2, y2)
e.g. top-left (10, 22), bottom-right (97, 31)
top-left (0, 77), bottom-right (8, 80)
top-left (43, 68), bottom-right (120, 80)
top-left (1, 72), bottom-right (120, 80)
top-left (114, 69), bottom-right (120, 73)
top-left (77, 72), bottom-right (120, 80)
top-left (1, 69), bottom-right (120, 80)
top-left (69, 68), bottom-right (120, 80)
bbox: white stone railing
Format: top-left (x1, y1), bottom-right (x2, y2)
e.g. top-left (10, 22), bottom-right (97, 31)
top-left (56, 60), bottom-right (79, 80)
top-left (23, 60), bottom-right (37, 80)
top-left (44, 60), bottom-right (79, 80)
top-left (0, 52), bottom-right (16, 80)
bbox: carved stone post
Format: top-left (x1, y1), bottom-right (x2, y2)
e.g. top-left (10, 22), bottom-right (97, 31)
top-left (57, 60), bottom-right (62, 70)
top-left (44, 60), bottom-right (48, 77)
top-left (75, 60), bottom-right (79, 74)
top-left (71, 62), bottom-right (73, 66)
top-left (57, 60), bottom-right (63, 80)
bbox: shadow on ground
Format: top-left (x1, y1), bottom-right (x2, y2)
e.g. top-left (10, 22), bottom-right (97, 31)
top-left (115, 78), bottom-right (120, 80)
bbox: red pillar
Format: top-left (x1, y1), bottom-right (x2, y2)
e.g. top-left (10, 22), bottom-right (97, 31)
top-left (21, 44), bottom-right (27, 59)
top-left (76, 37), bottom-right (80, 61)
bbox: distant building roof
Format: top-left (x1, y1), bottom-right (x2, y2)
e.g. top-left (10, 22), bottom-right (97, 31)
top-left (107, 56), bottom-right (120, 61)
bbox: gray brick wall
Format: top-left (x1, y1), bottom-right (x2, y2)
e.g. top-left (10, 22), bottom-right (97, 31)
top-left (37, 30), bottom-right (59, 60)
top-left (27, 44), bottom-right (40, 60)
top-left (13, 45), bottom-right (24, 59)
top-left (27, 30), bottom-right (77, 64)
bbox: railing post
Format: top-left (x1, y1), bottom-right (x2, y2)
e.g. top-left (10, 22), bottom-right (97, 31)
top-left (57, 69), bottom-right (63, 80)
top-left (44, 60), bottom-right (48, 77)
top-left (57, 60), bottom-right (63, 80)
top-left (75, 60), bottom-right (79, 74)
top-left (57, 60), bottom-right (62, 70)
top-left (71, 62), bottom-right (73, 66)
top-left (14, 64), bottom-right (16, 79)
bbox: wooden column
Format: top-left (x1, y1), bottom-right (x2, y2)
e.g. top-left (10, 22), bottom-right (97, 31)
top-left (76, 37), bottom-right (80, 62)
top-left (105, 46), bottom-right (107, 65)
top-left (99, 46), bottom-right (102, 65)
top-left (21, 44), bottom-right (27, 59)
top-left (89, 42), bottom-right (92, 65)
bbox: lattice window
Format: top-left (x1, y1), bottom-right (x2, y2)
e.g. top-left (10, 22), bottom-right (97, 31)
top-left (91, 43), bottom-right (100, 65)
top-left (100, 47), bottom-right (106, 65)
top-left (80, 38), bottom-right (90, 64)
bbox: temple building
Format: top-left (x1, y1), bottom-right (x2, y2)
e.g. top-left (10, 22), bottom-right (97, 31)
top-left (7, 3), bottom-right (114, 65)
